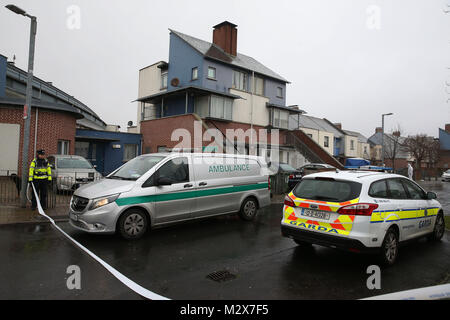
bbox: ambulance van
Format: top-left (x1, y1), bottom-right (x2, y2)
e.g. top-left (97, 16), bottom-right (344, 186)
top-left (69, 153), bottom-right (271, 239)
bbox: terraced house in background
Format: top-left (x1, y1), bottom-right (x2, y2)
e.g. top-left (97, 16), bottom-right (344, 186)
top-left (136, 22), bottom-right (343, 169)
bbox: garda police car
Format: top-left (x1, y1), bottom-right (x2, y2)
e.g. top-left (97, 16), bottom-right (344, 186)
top-left (281, 171), bottom-right (445, 265)
top-left (69, 153), bottom-right (270, 239)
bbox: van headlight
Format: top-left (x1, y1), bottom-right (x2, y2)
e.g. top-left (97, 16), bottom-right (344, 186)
top-left (89, 194), bottom-right (120, 210)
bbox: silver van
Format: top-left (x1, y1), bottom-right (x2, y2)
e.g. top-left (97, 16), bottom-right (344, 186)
top-left (68, 153), bottom-right (271, 239)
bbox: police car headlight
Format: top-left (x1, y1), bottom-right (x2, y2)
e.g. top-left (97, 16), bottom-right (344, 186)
top-left (89, 194), bottom-right (120, 211)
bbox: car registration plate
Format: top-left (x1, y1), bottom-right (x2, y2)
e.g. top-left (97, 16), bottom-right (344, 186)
top-left (301, 208), bottom-right (330, 220)
top-left (70, 213), bottom-right (78, 221)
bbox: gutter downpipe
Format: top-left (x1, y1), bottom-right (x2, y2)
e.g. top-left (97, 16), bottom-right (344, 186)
top-left (33, 107), bottom-right (38, 155)
top-left (250, 71), bottom-right (255, 154)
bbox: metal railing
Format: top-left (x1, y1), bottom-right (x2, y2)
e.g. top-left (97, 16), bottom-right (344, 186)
top-left (0, 170), bottom-right (103, 208)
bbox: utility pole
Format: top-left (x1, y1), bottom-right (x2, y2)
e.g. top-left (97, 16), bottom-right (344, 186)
top-left (381, 113), bottom-right (393, 166)
top-left (6, 5), bottom-right (37, 207)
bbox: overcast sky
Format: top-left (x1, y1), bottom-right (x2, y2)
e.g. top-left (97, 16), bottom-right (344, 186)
top-left (1, 0), bottom-right (449, 138)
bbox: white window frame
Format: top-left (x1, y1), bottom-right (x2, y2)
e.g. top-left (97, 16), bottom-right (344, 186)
top-left (192, 67), bottom-right (198, 80)
top-left (324, 136), bottom-right (329, 148)
top-left (161, 72), bottom-right (168, 89)
top-left (207, 67), bottom-right (216, 80)
top-left (254, 75), bottom-right (265, 95)
top-left (277, 87), bottom-right (283, 98)
top-left (57, 140), bottom-right (70, 155)
top-left (232, 70), bottom-right (247, 91)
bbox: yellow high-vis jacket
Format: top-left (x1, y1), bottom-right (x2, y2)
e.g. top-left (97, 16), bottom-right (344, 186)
top-left (29, 158), bottom-right (52, 182)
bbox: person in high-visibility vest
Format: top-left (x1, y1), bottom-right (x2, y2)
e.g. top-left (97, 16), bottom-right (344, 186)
top-left (29, 149), bottom-right (52, 210)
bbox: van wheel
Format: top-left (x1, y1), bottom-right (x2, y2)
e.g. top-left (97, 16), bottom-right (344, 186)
top-left (428, 213), bottom-right (445, 242)
top-left (379, 228), bottom-right (399, 266)
top-left (239, 198), bottom-right (258, 221)
top-left (118, 209), bottom-right (148, 240)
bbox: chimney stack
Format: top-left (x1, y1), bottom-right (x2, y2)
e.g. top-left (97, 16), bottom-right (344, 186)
top-left (393, 131), bottom-right (401, 137)
top-left (376, 127), bottom-right (383, 133)
top-left (213, 21), bottom-right (238, 56)
top-left (445, 124), bottom-right (450, 133)
top-left (334, 123), bottom-right (342, 130)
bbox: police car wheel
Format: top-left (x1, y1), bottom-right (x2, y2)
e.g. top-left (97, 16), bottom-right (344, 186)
top-left (239, 198), bottom-right (258, 221)
top-left (380, 228), bottom-right (399, 266)
top-left (428, 213), bottom-right (445, 242)
top-left (118, 210), bottom-right (148, 240)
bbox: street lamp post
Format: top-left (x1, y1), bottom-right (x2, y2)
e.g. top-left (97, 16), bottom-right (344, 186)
top-left (381, 113), bottom-right (393, 166)
top-left (6, 4), bottom-right (37, 207)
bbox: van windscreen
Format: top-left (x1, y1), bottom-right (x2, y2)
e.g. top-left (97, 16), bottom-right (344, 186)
top-left (109, 156), bottom-right (164, 180)
top-left (293, 178), bottom-right (362, 202)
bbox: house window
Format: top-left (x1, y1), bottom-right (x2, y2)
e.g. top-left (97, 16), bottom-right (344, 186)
top-left (124, 144), bottom-right (138, 162)
top-left (161, 72), bottom-right (168, 89)
top-left (350, 140), bottom-right (355, 151)
top-left (57, 140), bottom-right (70, 155)
top-left (232, 70), bottom-right (247, 91)
top-left (272, 109), bottom-right (289, 129)
top-left (75, 141), bottom-right (89, 159)
top-left (277, 87), bottom-right (283, 98)
top-left (324, 136), bottom-right (329, 148)
top-left (254, 75), bottom-right (264, 95)
top-left (192, 67), bottom-right (198, 80)
top-left (207, 67), bottom-right (216, 80)
top-left (210, 95), bottom-right (233, 120)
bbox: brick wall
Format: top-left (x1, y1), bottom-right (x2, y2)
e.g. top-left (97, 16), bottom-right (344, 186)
top-left (139, 114), bottom-right (287, 154)
top-left (0, 105), bottom-right (77, 175)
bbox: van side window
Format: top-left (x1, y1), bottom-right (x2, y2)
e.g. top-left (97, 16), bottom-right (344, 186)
top-left (386, 178), bottom-right (408, 199)
top-left (369, 180), bottom-right (388, 198)
top-left (158, 157), bottom-right (189, 183)
top-left (401, 179), bottom-right (425, 200)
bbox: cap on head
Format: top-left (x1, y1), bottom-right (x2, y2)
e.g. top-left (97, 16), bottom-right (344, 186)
top-left (37, 149), bottom-right (45, 156)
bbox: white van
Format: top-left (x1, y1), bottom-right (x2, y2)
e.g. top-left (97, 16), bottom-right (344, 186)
top-left (69, 153), bottom-right (271, 239)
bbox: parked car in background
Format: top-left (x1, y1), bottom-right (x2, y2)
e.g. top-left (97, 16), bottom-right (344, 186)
top-left (442, 169), bottom-right (450, 182)
top-left (48, 155), bottom-right (102, 191)
top-left (267, 162), bottom-right (302, 190)
top-left (288, 163), bottom-right (337, 189)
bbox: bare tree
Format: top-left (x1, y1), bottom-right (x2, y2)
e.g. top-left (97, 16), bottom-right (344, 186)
top-left (403, 134), bottom-right (429, 170)
top-left (426, 139), bottom-right (441, 169)
top-left (383, 125), bottom-right (404, 170)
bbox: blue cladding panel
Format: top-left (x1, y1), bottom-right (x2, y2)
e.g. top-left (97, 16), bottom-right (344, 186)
top-left (265, 78), bottom-right (286, 105)
top-left (440, 128), bottom-right (450, 151)
top-left (75, 129), bottom-right (142, 175)
top-left (0, 55), bottom-right (6, 97)
top-left (168, 33), bottom-right (204, 90)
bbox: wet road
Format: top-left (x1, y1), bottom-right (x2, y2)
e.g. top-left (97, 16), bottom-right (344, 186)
top-left (0, 201), bottom-right (449, 300)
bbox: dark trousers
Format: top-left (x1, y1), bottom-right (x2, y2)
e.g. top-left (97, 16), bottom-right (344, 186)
top-left (31, 180), bottom-right (48, 210)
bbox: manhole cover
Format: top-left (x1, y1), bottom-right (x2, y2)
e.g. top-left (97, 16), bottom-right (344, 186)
top-left (207, 270), bottom-right (236, 283)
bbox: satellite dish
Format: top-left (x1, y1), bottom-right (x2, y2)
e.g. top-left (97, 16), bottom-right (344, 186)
top-left (171, 78), bottom-right (180, 87)
top-left (127, 121), bottom-right (133, 127)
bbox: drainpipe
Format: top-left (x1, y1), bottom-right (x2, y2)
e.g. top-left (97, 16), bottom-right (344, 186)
top-left (33, 107), bottom-right (38, 155)
top-left (250, 71), bottom-right (255, 153)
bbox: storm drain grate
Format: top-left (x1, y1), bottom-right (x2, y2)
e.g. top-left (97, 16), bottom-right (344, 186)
top-left (207, 270), bottom-right (236, 283)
